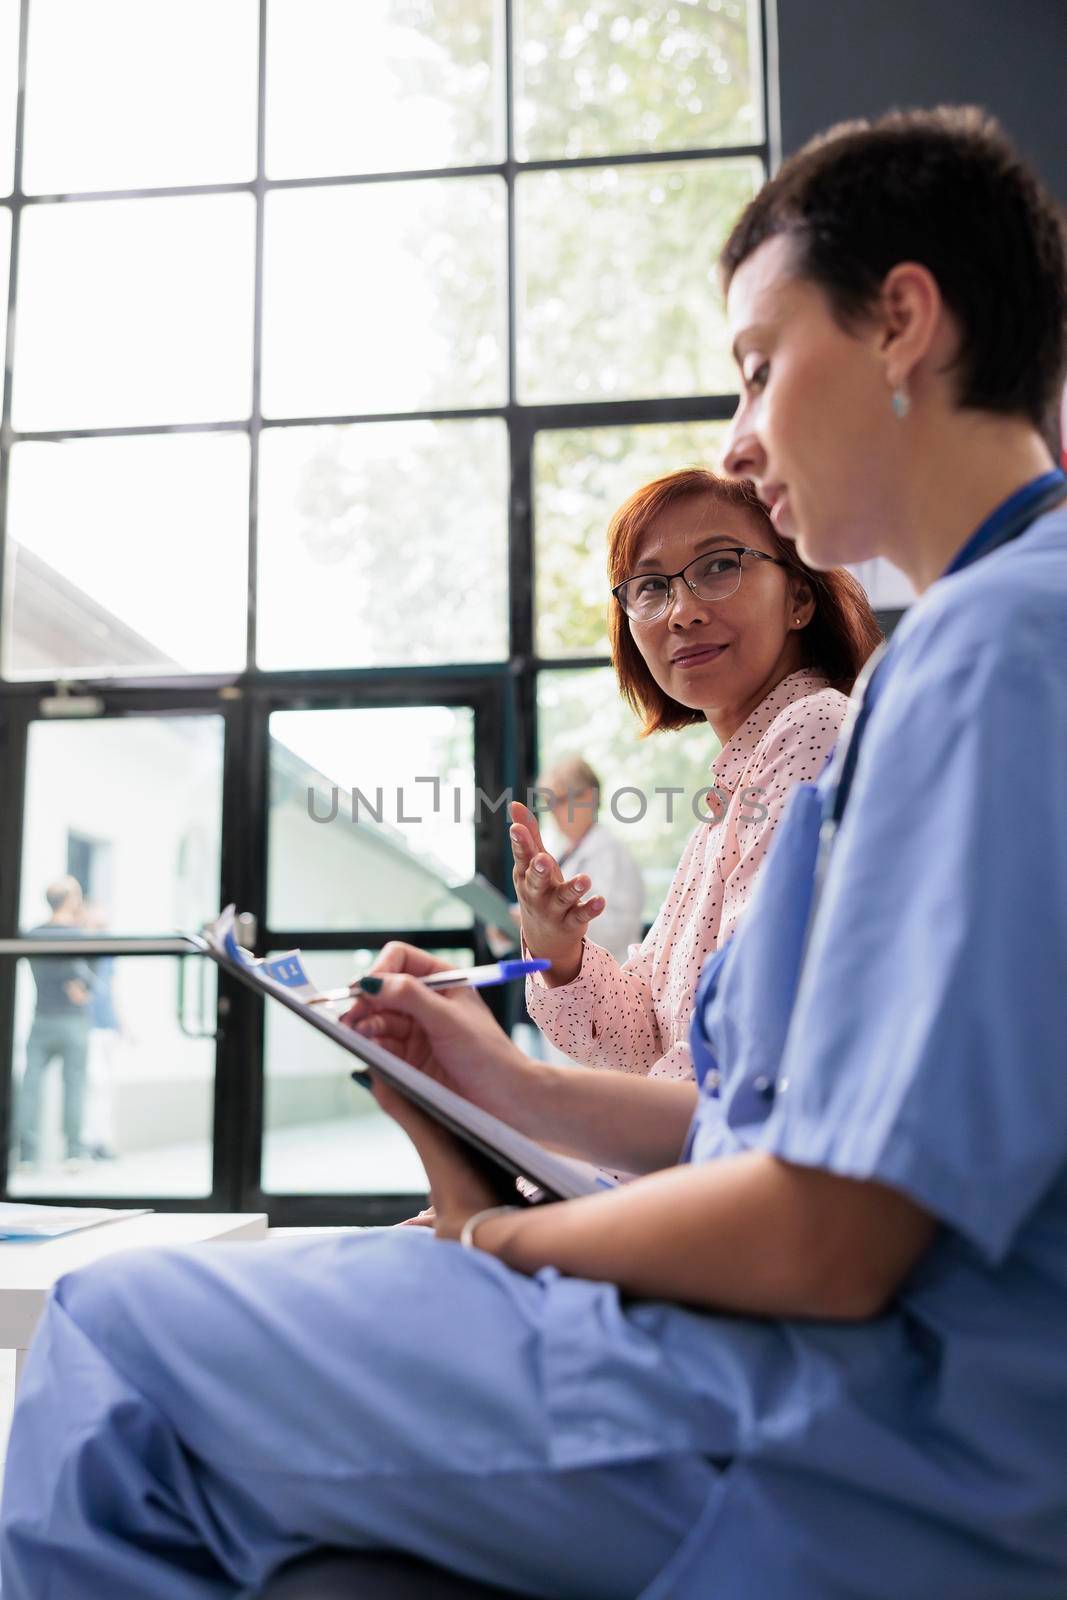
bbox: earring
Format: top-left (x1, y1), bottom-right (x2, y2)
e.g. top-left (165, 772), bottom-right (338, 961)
top-left (891, 384), bottom-right (910, 420)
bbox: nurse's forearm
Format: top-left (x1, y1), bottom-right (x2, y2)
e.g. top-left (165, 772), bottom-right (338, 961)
top-left (519, 1062), bottom-right (697, 1175)
top-left (479, 1151), bottom-right (935, 1321)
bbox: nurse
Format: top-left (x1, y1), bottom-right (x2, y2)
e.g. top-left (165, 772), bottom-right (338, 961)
top-left (2, 106), bottom-right (1066, 1600)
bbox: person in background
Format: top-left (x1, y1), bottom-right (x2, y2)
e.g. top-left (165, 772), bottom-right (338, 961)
top-left (80, 902), bottom-right (121, 1164)
top-left (17, 877), bottom-right (94, 1171)
top-left (534, 755), bottom-right (645, 965)
top-left (512, 468), bottom-right (881, 1081)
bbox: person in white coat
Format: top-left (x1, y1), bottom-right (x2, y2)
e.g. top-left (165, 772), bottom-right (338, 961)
top-left (535, 755), bottom-right (645, 965)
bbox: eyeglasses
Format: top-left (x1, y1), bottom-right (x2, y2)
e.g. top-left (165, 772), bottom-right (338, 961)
top-left (612, 546), bottom-right (787, 623)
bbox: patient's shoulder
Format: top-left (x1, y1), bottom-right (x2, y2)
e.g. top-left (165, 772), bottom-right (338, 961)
top-left (760, 680), bottom-right (849, 754)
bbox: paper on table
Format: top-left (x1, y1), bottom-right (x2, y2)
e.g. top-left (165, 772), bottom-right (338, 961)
top-left (0, 1203), bottom-right (152, 1241)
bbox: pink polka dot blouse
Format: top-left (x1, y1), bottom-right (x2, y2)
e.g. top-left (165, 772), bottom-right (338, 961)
top-left (525, 669), bottom-right (849, 1082)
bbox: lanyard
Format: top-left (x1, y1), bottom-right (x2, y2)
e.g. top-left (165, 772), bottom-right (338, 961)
top-left (942, 468), bottom-right (1067, 575)
top-left (811, 469), bottom-right (1067, 911)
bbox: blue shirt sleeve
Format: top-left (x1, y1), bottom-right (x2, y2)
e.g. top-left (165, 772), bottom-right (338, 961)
top-left (758, 613), bottom-right (1067, 1264)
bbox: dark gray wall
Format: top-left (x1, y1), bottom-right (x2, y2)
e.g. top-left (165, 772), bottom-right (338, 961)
top-left (776, 0), bottom-right (1067, 202)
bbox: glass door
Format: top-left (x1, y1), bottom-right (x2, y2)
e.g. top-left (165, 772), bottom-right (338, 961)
top-left (0, 700), bottom-right (227, 1202)
top-left (256, 688), bottom-right (502, 1216)
top-left (0, 680), bottom-right (510, 1223)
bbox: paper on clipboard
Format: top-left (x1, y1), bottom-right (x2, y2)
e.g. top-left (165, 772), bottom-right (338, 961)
top-left (193, 908), bottom-right (610, 1204)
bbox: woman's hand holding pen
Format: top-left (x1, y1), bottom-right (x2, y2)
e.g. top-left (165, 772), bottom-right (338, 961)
top-left (340, 942), bottom-right (537, 1124)
top-left (508, 801), bottom-right (605, 987)
top-left (344, 943), bottom-right (534, 1233)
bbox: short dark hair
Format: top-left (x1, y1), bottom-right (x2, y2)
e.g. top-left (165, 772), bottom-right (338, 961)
top-left (720, 107), bottom-right (1067, 435)
top-left (607, 468), bottom-right (883, 735)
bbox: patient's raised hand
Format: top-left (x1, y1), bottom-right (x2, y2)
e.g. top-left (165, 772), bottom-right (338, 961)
top-left (509, 800), bottom-right (604, 986)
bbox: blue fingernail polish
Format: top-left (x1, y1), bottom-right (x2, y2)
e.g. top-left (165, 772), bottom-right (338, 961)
top-left (358, 975), bottom-right (382, 994)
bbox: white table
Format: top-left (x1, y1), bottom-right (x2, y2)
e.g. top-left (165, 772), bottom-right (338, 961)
top-left (0, 1212), bottom-right (268, 1384)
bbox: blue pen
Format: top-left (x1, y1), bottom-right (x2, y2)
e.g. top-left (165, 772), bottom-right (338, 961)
top-left (422, 958), bottom-right (549, 991)
top-left (308, 957), bottom-right (550, 1005)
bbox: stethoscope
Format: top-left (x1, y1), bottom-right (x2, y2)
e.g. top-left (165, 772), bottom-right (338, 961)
top-left (810, 469), bottom-right (1067, 920)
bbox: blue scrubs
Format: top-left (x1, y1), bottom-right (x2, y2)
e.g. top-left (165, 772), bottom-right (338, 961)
top-left (2, 505), bottom-right (1066, 1598)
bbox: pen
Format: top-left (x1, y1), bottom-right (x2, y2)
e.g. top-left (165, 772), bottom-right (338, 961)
top-left (307, 957), bottom-right (550, 1005)
top-left (421, 958), bottom-right (550, 991)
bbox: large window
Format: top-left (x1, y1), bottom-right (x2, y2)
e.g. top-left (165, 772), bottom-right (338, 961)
top-left (0, 0), bottom-right (777, 1223)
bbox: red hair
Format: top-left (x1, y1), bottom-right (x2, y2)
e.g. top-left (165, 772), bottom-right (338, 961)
top-left (607, 468), bottom-right (883, 736)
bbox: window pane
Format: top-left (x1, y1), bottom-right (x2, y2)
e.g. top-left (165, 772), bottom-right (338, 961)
top-left (515, 0), bottom-right (761, 161)
top-left (535, 420), bottom-right (729, 658)
top-left (18, 716), bottom-right (224, 932)
top-left (538, 666), bottom-right (717, 921)
top-left (8, 954), bottom-right (215, 1197)
top-left (257, 420), bottom-right (508, 670)
top-left (266, 0), bottom-right (504, 179)
top-left (517, 158), bottom-right (761, 404)
top-left (0, 0), bottom-right (17, 194)
top-left (261, 946), bottom-right (470, 1195)
top-left (22, 0), bottom-right (257, 194)
top-left (4, 435), bottom-right (249, 678)
top-left (846, 558), bottom-right (915, 611)
top-left (261, 180), bottom-right (507, 417)
top-left (0, 205), bottom-right (10, 381)
top-left (268, 706), bottom-right (476, 933)
top-left (12, 194), bottom-right (255, 430)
